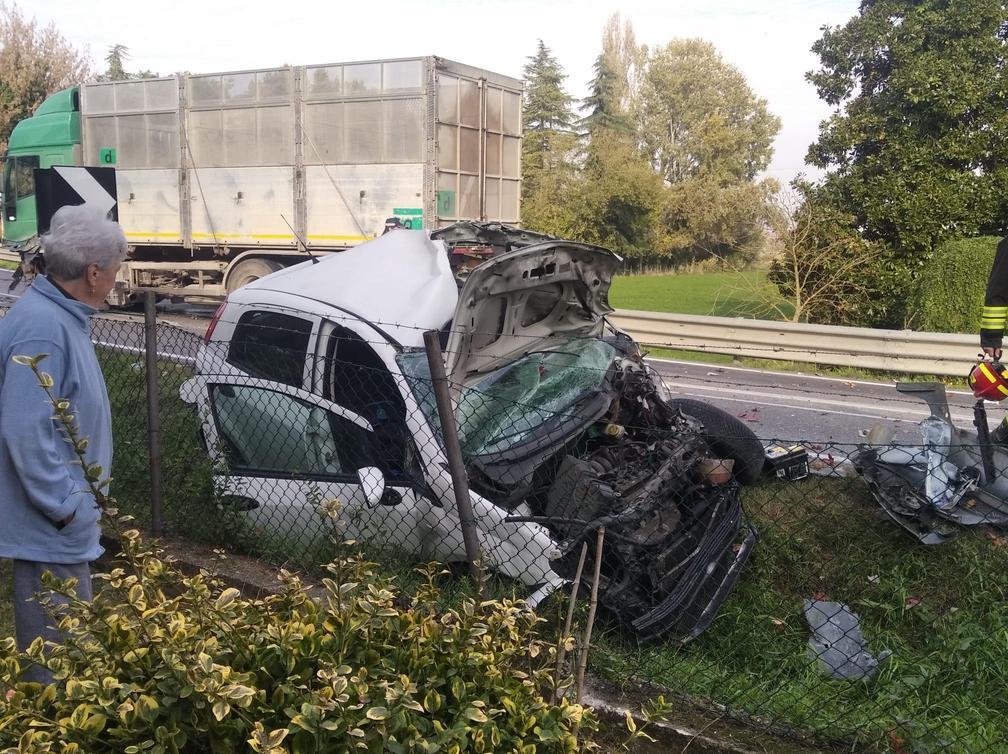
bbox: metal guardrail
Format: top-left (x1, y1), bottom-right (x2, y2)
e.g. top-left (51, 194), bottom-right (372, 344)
top-left (610, 309), bottom-right (981, 376)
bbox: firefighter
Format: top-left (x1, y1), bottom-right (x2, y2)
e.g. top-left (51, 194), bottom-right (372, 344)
top-left (980, 236), bottom-right (1008, 441)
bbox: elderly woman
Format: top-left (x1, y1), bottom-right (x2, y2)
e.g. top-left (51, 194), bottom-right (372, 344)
top-left (0, 204), bottom-right (126, 682)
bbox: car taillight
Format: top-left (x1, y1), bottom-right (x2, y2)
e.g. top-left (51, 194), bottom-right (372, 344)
top-left (204, 300), bottom-right (227, 344)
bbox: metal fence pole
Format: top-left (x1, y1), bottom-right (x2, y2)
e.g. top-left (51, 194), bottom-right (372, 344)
top-left (423, 329), bottom-right (483, 588)
top-left (143, 291), bottom-right (164, 537)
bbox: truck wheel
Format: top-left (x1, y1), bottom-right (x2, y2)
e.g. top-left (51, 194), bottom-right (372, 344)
top-left (226, 258), bottom-right (283, 293)
top-left (668, 398), bottom-right (765, 485)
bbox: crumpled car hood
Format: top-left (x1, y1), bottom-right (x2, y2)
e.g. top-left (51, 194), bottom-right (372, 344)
top-left (444, 241), bottom-right (623, 385)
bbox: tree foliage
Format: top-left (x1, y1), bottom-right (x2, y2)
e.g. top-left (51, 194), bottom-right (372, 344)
top-left (658, 177), bottom-right (776, 263)
top-left (97, 43), bottom-right (157, 82)
top-left (581, 54), bottom-right (630, 135)
top-left (521, 40), bottom-right (579, 236)
top-left (638, 39), bottom-right (780, 185)
top-left (806, 0), bottom-right (1008, 325)
top-left (765, 187), bottom-right (883, 323)
top-left (0, 3), bottom-right (91, 150)
top-left (520, 31), bottom-right (779, 267)
top-left (569, 130), bottom-right (665, 256)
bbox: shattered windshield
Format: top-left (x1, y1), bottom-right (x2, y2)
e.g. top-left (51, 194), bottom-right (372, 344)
top-left (397, 339), bottom-right (616, 456)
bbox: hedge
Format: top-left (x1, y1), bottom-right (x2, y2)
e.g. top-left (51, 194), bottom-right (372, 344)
top-left (910, 236), bottom-right (1002, 334)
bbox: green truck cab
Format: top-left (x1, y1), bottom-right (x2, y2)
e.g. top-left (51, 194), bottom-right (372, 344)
top-left (2, 87), bottom-right (82, 246)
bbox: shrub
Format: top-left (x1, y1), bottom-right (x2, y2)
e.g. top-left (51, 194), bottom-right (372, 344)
top-left (907, 236), bottom-right (1001, 334)
top-left (0, 534), bottom-right (595, 754)
top-left (0, 355), bottom-right (598, 754)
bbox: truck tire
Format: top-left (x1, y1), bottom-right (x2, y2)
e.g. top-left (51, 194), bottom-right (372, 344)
top-left (226, 258), bottom-right (283, 293)
top-left (668, 398), bottom-right (765, 485)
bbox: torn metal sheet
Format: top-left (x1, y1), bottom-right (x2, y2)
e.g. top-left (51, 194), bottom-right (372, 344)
top-left (804, 600), bottom-right (891, 681)
top-left (854, 383), bottom-right (1008, 544)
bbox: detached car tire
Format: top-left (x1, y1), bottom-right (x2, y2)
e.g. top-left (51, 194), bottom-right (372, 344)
top-left (668, 398), bottom-right (764, 485)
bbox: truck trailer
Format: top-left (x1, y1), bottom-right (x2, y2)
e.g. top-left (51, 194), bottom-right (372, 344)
top-left (2, 56), bottom-right (523, 304)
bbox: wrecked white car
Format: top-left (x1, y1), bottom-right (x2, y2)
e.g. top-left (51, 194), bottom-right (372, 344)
top-left (181, 226), bottom-right (764, 641)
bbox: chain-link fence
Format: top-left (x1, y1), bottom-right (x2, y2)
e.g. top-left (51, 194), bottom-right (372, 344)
top-left (4, 299), bottom-right (1007, 753)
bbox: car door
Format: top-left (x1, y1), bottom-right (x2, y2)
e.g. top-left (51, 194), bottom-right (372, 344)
top-left (180, 374), bottom-right (439, 560)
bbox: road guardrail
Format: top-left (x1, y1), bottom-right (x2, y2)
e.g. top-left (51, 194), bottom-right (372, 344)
top-left (610, 309), bottom-right (980, 376)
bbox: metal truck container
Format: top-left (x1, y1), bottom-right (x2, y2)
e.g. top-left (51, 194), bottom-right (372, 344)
top-left (4, 56), bottom-right (522, 303)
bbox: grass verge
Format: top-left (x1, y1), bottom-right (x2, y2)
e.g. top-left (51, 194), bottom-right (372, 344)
top-left (610, 269), bottom-right (791, 319)
top-left (590, 477), bottom-right (1008, 753)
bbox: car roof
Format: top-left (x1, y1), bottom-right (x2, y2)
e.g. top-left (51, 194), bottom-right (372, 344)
top-left (239, 230), bottom-right (460, 349)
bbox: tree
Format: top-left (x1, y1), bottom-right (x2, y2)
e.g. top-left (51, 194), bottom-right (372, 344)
top-left (600, 13), bottom-right (643, 116)
top-left (764, 187), bottom-right (882, 323)
top-left (581, 53), bottom-right (631, 134)
top-left (638, 39), bottom-right (780, 185)
top-left (104, 43), bottom-right (128, 81)
top-left (0, 3), bottom-right (91, 150)
top-left (805, 0), bottom-right (1008, 326)
top-left (98, 43), bottom-right (157, 82)
top-left (521, 40), bottom-right (579, 235)
top-left (567, 129), bottom-right (666, 257)
top-left (807, 0), bottom-right (1008, 258)
top-left (657, 176), bottom-right (777, 264)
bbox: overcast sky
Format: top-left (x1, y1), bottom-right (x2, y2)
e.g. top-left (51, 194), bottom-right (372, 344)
top-left (24, 0), bottom-right (859, 184)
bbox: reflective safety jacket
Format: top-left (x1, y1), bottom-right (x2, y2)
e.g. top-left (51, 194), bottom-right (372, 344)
top-left (982, 237), bottom-right (1008, 349)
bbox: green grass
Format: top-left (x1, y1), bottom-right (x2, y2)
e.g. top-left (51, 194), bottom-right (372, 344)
top-left (0, 259), bottom-right (18, 271)
top-left (589, 478), bottom-right (1008, 753)
top-left (98, 351), bottom-right (228, 541)
top-left (609, 269), bottom-right (791, 319)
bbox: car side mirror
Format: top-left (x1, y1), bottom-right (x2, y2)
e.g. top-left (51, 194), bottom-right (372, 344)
top-left (357, 466), bottom-right (385, 505)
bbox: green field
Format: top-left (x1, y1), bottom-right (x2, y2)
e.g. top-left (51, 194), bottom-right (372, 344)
top-left (609, 269), bottom-right (792, 319)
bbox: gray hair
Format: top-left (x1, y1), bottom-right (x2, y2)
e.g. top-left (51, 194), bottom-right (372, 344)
top-left (42, 204), bottom-right (128, 280)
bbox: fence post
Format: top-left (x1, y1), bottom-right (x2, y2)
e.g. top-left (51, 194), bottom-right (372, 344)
top-left (423, 329), bottom-right (483, 589)
top-left (143, 291), bottom-right (164, 537)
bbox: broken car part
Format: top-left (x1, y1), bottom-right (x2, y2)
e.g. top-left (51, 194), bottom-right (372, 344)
top-left (854, 382), bottom-right (1008, 544)
top-left (804, 600), bottom-right (891, 681)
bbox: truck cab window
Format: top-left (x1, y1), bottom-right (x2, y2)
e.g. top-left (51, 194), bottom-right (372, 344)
top-left (3, 155), bottom-right (39, 222)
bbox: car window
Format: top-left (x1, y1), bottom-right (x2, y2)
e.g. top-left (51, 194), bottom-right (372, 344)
top-left (227, 310), bottom-right (313, 387)
top-left (323, 324), bottom-right (410, 474)
top-left (209, 384), bottom-right (375, 477)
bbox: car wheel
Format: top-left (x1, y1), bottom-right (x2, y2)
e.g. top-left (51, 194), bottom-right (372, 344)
top-left (226, 258), bottom-right (283, 293)
top-left (668, 398), bottom-right (765, 485)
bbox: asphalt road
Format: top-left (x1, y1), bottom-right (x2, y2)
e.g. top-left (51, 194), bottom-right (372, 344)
top-left (650, 357), bottom-right (983, 446)
top-left (1, 268), bottom-right (986, 446)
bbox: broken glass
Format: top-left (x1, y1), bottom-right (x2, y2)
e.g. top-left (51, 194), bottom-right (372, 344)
top-left (397, 338), bottom-right (615, 457)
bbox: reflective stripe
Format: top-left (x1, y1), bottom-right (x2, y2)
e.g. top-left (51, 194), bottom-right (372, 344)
top-left (979, 363), bottom-right (998, 383)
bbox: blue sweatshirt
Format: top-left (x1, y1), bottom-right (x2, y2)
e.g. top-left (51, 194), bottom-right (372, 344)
top-left (0, 277), bottom-right (111, 563)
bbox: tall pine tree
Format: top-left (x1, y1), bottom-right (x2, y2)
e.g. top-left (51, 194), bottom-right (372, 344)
top-left (582, 54), bottom-right (630, 134)
top-left (520, 40), bottom-right (579, 236)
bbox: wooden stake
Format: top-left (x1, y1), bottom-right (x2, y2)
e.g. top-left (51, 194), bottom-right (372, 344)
top-left (552, 541), bottom-right (589, 702)
top-left (576, 526), bottom-right (605, 704)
